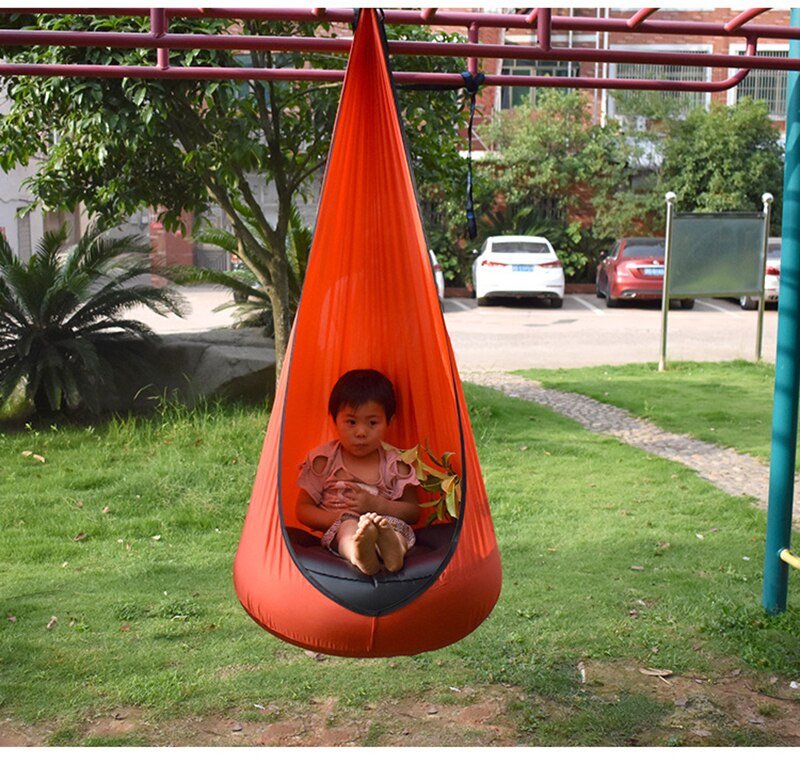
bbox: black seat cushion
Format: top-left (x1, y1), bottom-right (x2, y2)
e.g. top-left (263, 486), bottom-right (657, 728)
top-left (285, 523), bottom-right (458, 616)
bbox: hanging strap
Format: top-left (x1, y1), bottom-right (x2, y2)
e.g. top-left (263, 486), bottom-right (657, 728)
top-left (370, 21), bottom-right (485, 242)
top-left (462, 72), bottom-right (485, 240)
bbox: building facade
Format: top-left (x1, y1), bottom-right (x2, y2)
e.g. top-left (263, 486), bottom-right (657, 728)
top-left (469, 6), bottom-right (792, 146)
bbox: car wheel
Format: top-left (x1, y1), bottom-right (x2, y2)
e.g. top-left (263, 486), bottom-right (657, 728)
top-left (477, 296), bottom-right (492, 307)
top-left (681, 299), bottom-right (695, 310)
top-left (740, 295), bottom-right (758, 310)
top-left (605, 293), bottom-right (620, 308)
top-left (550, 297), bottom-right (563, 308)
top-left (595, 282), bottom-right (604, 299)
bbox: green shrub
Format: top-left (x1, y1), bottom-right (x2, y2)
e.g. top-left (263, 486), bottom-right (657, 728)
top-left (0, 224), bottom-right (185, 415)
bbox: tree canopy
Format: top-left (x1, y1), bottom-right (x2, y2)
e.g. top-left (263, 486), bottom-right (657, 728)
top-left (656, 97), bottom-right (784, 230)
top-left (0, 12), bottom-right (468, 375)
top-left (474, 89), bottom-right (645, 278)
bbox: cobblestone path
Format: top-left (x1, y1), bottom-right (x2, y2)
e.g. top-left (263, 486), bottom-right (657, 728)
top-left (462, 370), bottom-right (799, 527)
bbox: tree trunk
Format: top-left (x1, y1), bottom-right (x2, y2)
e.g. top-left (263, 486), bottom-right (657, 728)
top-left (267, 244), bottom-right (292, 381)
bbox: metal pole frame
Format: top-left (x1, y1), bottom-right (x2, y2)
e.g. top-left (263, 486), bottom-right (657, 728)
top-left (659, 192), bottom-right (677, 372)
top-left (762, 8), bottom-right (800, 615)
top-left (0, 8), bottom-right (794, 92)
top-left (756, 193), bottom-right (774, 362)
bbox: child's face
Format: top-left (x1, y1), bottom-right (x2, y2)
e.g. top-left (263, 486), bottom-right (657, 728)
top-left (334, 401), bottom-right (388, 458)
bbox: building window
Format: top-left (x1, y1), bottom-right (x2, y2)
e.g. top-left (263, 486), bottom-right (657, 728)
top-left (608, 54), bottom-right (711, 122)
top-left (730, 47), bottom-right (788, 119)
top-left (499, 58), bottom-right (578, 109)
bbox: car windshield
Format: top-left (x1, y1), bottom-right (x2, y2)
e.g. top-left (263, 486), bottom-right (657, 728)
top-left (622, 241), bottom-right (665, 258)
top-left (491, 241), bottom-right (551, 254)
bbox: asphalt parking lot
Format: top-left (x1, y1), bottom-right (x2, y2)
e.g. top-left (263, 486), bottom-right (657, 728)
top-left (127, 286), bottom-right (778, 372)
top-left (443, 294), bottom-right (777, 371)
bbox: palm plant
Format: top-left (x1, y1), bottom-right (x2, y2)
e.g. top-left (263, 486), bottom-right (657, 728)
top-left (171, 200), bottom-right (312, 334)
top-left (0, 224), bottom-right (186, 415)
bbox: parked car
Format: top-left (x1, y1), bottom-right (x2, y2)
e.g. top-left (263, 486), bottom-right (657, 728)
top-left (472, 235), bottom-right (564, 308)
top-left (429, 249), bottom-right (445, 306)
top-left (740, 237), bottom-right (781, 310)
top-left (596, 236), bottom-right (694, 309)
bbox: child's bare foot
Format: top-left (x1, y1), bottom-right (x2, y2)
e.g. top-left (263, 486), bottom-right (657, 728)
top-left (372, 514), bottom-right (408, 573)
top-left (350, 514), bottom-right (380, 576)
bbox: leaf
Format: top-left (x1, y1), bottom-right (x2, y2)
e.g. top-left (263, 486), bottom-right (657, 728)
top-left (424, 440), bottom-right (444, 468)
top-left (420, 461), bottom-right (447, 480)
top-left (639, 667), bottom-right (674, 678)
top-left (46, 616), bottom-right (58, 631)
top-left (445, 488), bottom-right (458, 518)
top-left (73, 532), bottom-right (88, 542)
top-left (398, 445), bottom-right (418, 465)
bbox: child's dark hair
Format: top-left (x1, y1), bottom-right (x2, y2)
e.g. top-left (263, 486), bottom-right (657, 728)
top-left (328, 369), bottom-right (396, 421)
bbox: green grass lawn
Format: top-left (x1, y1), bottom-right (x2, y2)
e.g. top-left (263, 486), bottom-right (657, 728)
top-left (1, 384), bottom-right (799, 746)
top-left (518, 361), bottom-right (779, 463)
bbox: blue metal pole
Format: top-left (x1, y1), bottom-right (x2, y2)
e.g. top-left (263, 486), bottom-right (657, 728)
top-left (762, 8), bottom-right (800, 614)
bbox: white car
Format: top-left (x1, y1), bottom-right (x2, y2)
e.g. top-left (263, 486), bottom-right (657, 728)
top-left (472, 235), bottom-right (565, 308)
top-left (429, 249), bottom-right (445, 306)
top-left (740, 237), bottom-right (781, 310)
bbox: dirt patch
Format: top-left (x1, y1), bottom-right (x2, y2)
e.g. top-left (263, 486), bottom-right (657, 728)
top-left (584, 660), bottom-right (800, 746)
top-left (0, 718), bottom-right (50, 747)
top-left (158, 686), bottom-right (521, 747)
top-left (2, 661), bottom-right (799, 747)
top-left (0, 686), bottom-right (522, 748)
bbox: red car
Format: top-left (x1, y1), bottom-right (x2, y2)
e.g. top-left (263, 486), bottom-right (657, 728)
top-left (595, 237), bottom-right (694, 309)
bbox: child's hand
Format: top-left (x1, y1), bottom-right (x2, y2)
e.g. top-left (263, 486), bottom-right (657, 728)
top-left (321, 482), bottom-right (362, 512)
top-left (339, 484), bottom-right (379, 513)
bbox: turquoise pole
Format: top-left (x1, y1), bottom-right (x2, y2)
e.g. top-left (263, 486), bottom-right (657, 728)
top-left (763, 8), bottom-right (800, 614)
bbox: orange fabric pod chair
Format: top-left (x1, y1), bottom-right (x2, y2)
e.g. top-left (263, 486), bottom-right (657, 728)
top-left (233, 9), bottom-right (502, 657)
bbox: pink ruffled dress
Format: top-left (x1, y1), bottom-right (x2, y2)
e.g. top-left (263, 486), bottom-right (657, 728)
top-left (297, 440), bottom-right (419, 551)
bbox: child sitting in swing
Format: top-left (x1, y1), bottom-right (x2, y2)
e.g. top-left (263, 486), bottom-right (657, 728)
top-left (296, 369), bottom-right (420, 576)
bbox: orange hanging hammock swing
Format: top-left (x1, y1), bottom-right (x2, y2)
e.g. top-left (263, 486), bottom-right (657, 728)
top-left (233, 9), bottom-right (502, 658)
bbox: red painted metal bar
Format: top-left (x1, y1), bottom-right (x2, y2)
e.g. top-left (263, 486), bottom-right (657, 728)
top-left (390, 38), bottom-right (782, 72)
top-left (627, 8), bottom-right (659, 30)
top-left (0, 7), bottom-right (796, 92)
top-left (0, 62), bottom-right (755, 94)
top-left (492, 68), bottom-right (752, 93)
top-left (538, 7), bottom-right (551, 53)
top-left (467, 23), bottom-right (479, 79)
top-left (0, 63), bottom-right (348, 81)
top-left (725, 8), bottom-right (770, 33)
top-left (6, 7), bottom-right (800, 40)
top-left (0, 28), bottom-right (792, 74)
top-left (421, 8), bottom-right (437, 23)
top-left (150, 7), bottom-right (168, 70)
top-left (0, 29), bottom-right (352, 54)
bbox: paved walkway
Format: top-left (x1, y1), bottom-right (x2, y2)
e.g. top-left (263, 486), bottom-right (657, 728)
top-left (461, 370), bottom-right (799, 528)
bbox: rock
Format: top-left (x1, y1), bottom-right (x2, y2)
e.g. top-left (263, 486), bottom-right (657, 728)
top-left (105, 328), bottom-right (276, 411)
